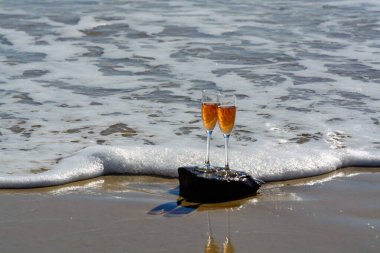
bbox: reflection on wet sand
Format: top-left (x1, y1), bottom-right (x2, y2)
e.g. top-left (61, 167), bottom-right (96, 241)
top-left (222, 210), bottom-right (234, 253)
top-left (204, 212), bottom-right (219, 253)
top-left (204, 211), bottom-right (234, 253)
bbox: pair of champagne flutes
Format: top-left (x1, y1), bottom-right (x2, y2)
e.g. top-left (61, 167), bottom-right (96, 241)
top-left (200, 90), bottom-right (236, 174)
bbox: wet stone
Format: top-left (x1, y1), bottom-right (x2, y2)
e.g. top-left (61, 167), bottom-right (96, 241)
top-left (178, 166), bottom-right (263, 203)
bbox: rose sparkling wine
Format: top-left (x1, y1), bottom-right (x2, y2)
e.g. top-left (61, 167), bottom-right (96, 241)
top-left (201, 102), bottom-right (218, 131)
top-left (198, 90), bottom-right (220, 172)
top-left (216, 105), bottom-right (236, 134)
top-left (217, 94), bottom-right (236, 171)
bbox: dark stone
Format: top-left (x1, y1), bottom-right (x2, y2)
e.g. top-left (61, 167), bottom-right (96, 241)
top-left (178, 166), bottom-right (263, 203)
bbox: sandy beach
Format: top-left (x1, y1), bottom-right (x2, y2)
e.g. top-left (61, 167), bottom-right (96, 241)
top-left (0, 167), bottom-right (379, 253)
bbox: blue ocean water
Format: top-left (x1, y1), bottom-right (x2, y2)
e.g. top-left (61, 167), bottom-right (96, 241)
top-left (0, 0), bottom-right (379, 188)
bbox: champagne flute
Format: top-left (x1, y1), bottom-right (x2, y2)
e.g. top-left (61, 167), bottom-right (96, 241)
top-left (199, 90), bottom-right (220, 172)
top-left (217, 94), bottom-right (236, 172)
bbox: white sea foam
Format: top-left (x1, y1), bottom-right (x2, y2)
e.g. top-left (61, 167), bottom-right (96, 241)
top-left (1, 144), bottom-right (380, 188)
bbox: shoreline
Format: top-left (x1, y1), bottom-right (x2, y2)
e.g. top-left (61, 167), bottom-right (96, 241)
top-left (0, 167), bottom-right (379, 252)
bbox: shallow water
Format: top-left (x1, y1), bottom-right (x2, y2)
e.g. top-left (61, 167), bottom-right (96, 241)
top-left (0, 0), bottom-right (380, 187)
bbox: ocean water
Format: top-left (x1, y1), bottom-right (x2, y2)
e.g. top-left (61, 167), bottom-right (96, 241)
top-left (0, 0), bottom-right (379, 188)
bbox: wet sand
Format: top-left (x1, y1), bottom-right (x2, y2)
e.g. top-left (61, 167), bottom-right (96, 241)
top-left (0, 167), bottom-right (379, 253)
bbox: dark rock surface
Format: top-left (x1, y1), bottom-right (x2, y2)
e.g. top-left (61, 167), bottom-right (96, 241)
top-left (178, 166), bottom-right (263, 203)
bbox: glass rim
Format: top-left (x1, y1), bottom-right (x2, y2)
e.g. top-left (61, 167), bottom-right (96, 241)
top-left (217, 93), bottom-right (236, 105)
top-left (217, 93), bottom-right (236, 97)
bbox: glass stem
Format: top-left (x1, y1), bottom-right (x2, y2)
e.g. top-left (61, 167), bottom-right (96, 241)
top-left (205, 130), bottom-right (213, 167)
top-left (223, 134), bottom-right (230, 170)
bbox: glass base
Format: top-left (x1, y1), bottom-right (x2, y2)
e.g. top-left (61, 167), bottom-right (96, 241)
top-left (215, 168), bottom-right (239, 177)
top-left (195, 165), bottom-right (217, 173)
